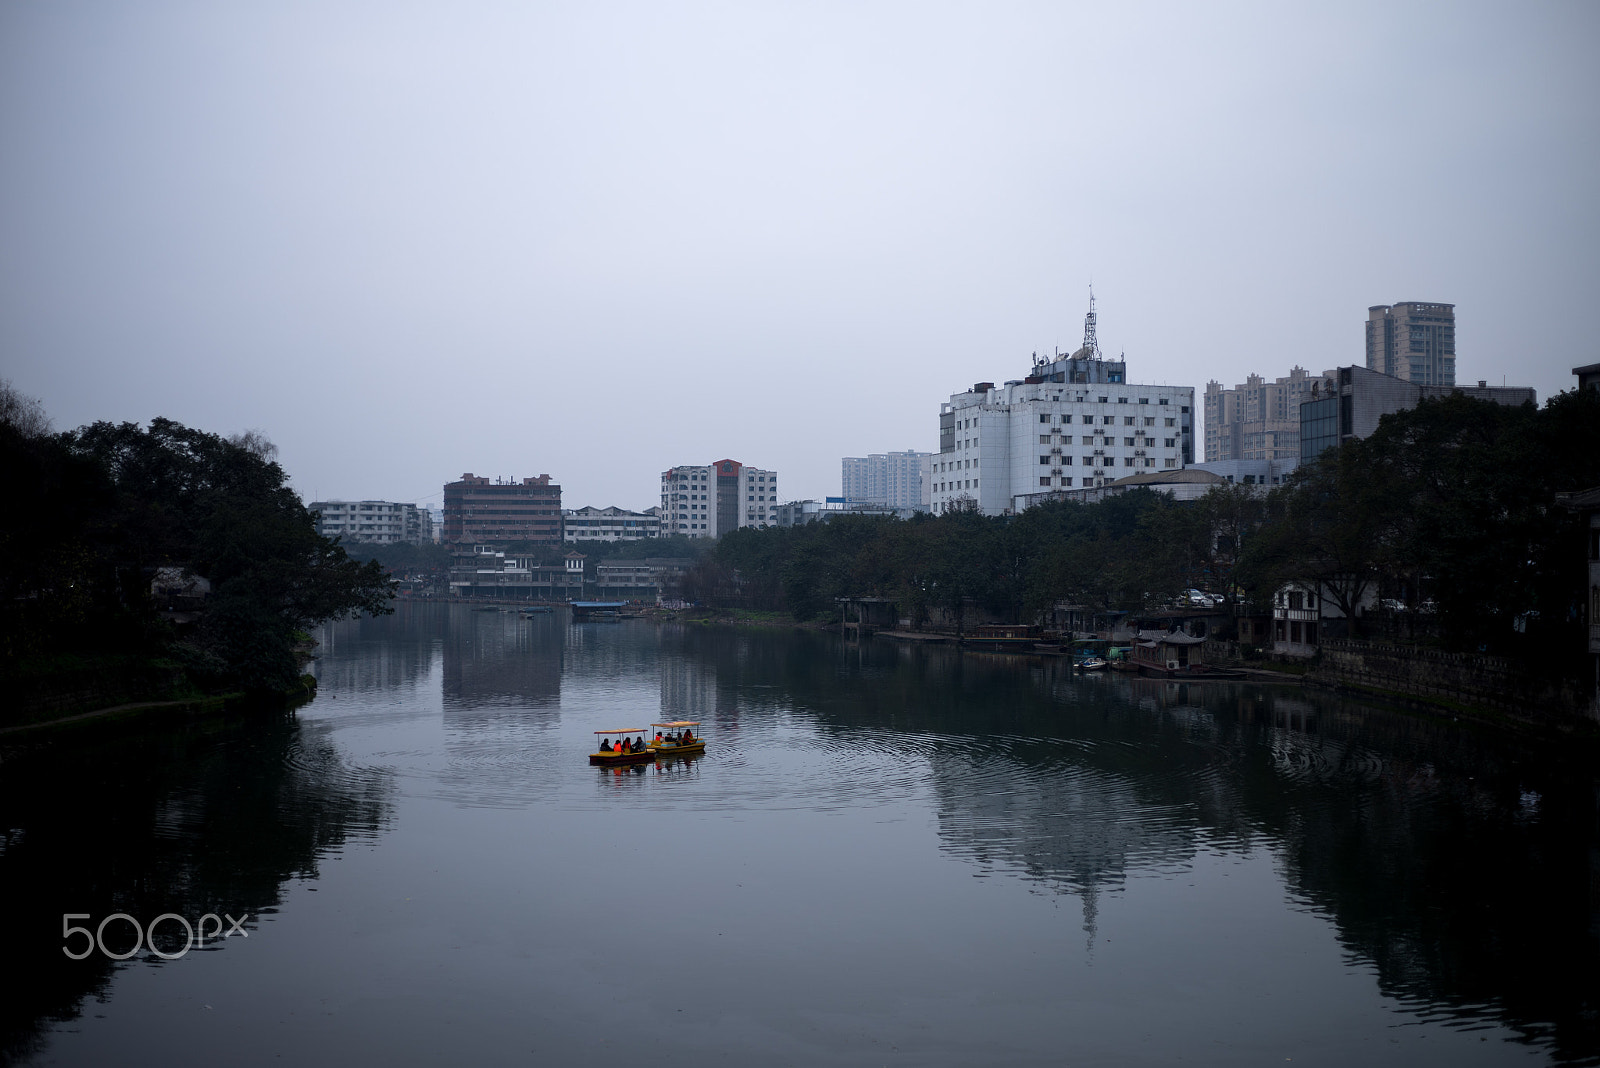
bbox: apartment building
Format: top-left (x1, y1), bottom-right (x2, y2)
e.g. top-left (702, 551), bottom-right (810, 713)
top-left (1203, 367), bottom-right (1326, 463)
top-left (442, 473), bottom-right (562, 547)
top-left (841, 451), bottom-right (933, 511)
top-left (660, 459), bottom-right (779, 538)
top-left (1366, 302), bottom-right (1456, 387)
top-left (562, 505), bottom-right (661, 543)
top-left (309, 500), bottom-right (433, 544)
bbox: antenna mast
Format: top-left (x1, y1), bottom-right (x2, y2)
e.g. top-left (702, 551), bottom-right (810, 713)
top-left (1081, 286), bottom-right (1099, 358)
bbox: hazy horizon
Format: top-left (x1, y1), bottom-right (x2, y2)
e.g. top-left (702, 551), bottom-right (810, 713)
top-left (4, 1), bottom-right (1596, 511)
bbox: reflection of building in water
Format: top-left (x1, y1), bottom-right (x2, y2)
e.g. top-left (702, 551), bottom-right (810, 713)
top-left (315, 604), bottom-right (448, 696)
top-left (927, 743), bottom-right (1202, 946)
top-left (658, 651), bottom-right (721, 721)
top-left (442, 611), bottom-right (563, 713)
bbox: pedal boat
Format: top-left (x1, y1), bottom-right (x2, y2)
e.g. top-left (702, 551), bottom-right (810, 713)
top-left (649, 720), bottom-right (706, 758)
top-left (589, 729), bottom-right (656, 766)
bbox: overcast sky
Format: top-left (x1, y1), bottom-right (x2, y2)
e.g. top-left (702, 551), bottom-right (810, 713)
top-left (3, 1), bottom-right (1596, 511)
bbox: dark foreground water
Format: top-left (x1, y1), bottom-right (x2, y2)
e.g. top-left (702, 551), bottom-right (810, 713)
top-left (3, 603), bottom-right (1598, 1066)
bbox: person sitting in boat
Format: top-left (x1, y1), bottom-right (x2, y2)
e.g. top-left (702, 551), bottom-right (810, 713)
top-left (633, 736), bottom-right (646, 751)
top-left (599, 739), bottom-right (613, 752)
top-left (621, 738), bottom-right (634, 754)
top-left (655, 731), bottom-right (663, 744)
top-left (681, 728), bottom-right (693, 744)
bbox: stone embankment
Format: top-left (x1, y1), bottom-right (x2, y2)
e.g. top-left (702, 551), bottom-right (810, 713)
top-left (1309, 639), bottom-right (1594, 725)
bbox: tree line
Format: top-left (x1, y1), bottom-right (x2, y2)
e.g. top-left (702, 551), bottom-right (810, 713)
top-left (1, 384), bottom-right (394, 704)
top-left (685, 388), bottom-right (1599, 672)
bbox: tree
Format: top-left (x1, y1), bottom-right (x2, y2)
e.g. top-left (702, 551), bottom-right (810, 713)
top-left (15, 417), bottom-right (399, 693)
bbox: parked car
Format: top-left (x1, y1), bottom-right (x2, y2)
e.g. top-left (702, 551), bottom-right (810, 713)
top-left (1185, 589), bottom-right (1221, 607)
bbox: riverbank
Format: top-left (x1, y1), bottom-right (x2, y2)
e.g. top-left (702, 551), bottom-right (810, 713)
top-left (1, 673), bottom-right (319, 739)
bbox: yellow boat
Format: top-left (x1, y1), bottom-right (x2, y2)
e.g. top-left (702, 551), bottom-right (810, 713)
top-left (589, 728), bottom-right (655, 766)
top-left (649, 720), bottom-right (705, 758)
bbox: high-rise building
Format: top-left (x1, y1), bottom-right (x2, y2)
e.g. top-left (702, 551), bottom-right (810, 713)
top-left (659, 459), bottom-right (778, 538)
top-left (309, 500), bottom-right (433, 544)
top-left (931, 297), bottom-right (1194, 516)
top-left (442, 473), bottom-right (562, 547)
top-left (1366, 302), bottom-right (1456, 387)
top-left (1203, 367), bottom-right (1326, 463)
top-left (841, 451), bottom-right (933, 511)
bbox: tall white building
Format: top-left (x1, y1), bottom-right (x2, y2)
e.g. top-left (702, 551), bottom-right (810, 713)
top-left (309, 500), bottom-right (433, 544)
top-left (841, 451), bottom-right (933, 512)
top-left (930, 299), bottom-right (1195, 516)
top-left (659, 459), bottom-right (779, 538)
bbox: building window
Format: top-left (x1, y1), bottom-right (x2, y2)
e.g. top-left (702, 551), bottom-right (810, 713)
top-left (1040, 477), bottom-right (1051, 486)
top-left (1039, 455), bottom-right (1051, 465)
top-left (1040, 435), bottom-right (1051, 444)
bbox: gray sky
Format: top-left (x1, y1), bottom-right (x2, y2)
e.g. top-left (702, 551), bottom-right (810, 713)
top-left (3, 1), bottom-right (1596, 511)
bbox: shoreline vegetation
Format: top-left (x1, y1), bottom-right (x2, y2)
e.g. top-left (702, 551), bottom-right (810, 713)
top-left (1, 382), bottom-right (391, 733)
top-left (5, 382), bottom-right (1596, 738)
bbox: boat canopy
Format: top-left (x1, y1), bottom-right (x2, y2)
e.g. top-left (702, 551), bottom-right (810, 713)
top-left (651, 721), bottom-right (701, 729)
top-left (594, 728), bottom-right (649, 735)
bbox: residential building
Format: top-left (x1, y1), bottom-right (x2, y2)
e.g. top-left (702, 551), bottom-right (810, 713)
top-left (1575, 362), bottom-right (1600, 393)
top-left (1271, 581), bottom-right (1376, 657)
top-left (841, 451), bottom-right (933, 511)
top-left (773, 500), bottom-right (826, 527)
top-left (442, 473), bottom-right (562, 547)
top-left (310, 500), bottom-right (434, 544)
top-left (562, 505), bottom-right (662, 543)
top-left (1366, 302), bottom-right (1456, 386)
top-left (1299, 366), bottom-right (1537, 462)
top-left (594, 558), bottom-right (694, 601)
top-left (931, 298), bottom-right (1194, 517)
top-left (659, 460), bottom-right (779, 538)
top-left (1203, 367), bottom-right (1325, 463)
top-left (447, 545), bottom-right (582, 600)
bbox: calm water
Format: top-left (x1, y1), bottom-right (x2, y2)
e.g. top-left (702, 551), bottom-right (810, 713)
top-left (3, 603), bottom-right (1598, 1066)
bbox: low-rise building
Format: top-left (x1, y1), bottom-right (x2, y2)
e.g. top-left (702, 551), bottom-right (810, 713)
top-left (1299, 367), bottom-right (1536, 462)
top-left (562, 505), bottom-right (661, 543)
top-left (1270, 580), bottom-right (1376, 657)
top-left (310, 500), bottom-right (434, 544)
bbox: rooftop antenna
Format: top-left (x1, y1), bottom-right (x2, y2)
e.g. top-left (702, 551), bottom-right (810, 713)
top-left (1082, 285), bottom-right (1099, 359)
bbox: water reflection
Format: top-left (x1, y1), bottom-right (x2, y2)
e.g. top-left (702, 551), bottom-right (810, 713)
top-left (655, 625), bottom-right (1600, 1062)
top-left (0, 708), bottom-right (394, 1063)
top-left (12, 608), bottom-right (1597, 1065)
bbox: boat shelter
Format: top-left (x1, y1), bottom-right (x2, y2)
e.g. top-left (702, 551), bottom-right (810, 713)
top-left (1132, 629), bottom-right (1209, 671)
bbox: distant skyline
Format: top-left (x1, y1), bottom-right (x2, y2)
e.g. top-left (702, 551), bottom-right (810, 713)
top-left (3, 2), bottom-right (1595, 510)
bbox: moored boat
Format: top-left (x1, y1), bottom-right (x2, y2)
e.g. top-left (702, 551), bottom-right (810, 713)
top-left (589, 729), bottom-right (656, 766)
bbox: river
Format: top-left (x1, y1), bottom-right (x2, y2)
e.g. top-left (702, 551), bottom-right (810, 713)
top-left (2, 602), bottom-right (1596, 1066)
